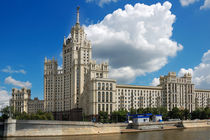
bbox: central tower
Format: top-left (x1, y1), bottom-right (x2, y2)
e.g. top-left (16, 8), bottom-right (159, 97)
top-left (63, 7), bottom-right (92, 110)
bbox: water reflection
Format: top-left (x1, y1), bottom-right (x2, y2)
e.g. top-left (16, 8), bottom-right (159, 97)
top-left (1, 128), bottom-right (210, 140)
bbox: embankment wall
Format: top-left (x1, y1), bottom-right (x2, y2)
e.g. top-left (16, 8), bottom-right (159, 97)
top-left (1, 119), bottom-right (210, 137)
top-left (182, 120), bottom-right (210, 128)
top-left (2, 119), bottom-right (127, 137)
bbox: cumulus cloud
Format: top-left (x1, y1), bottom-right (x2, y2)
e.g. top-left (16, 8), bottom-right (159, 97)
top-left (178, 50), bottom-right (210, 89)
top-left (150, 77), bottom-right (160, 86)
top-left (0, 89), bottom-right (10, 110)
top-left (4, 76), bottom-right (32, 88)
top-left (1, 66), bottom-right (26, 74)
top-left (179, 0), bottom-right (210, 10)
top-left (86, 0), bottom-right (118, 7)
top-left (58, 65), bottom-right (63, 70)
top-left (178, 68), bottom-right (194, 77)
top-left (179, 0), bottom-right (199, 6)
top-left (200, 0), bottom-right (210, 9)
top-left (84, 1), bottom-right (183, 83)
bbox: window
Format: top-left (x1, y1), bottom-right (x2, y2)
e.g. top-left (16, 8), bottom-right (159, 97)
top-left (110, 83), bottom-right (113, 90)
top-left (102, 92), bottom-right (105, 102)
top-left (102, 83), bottom-right (105, 90)
top-left (98, 83), bottom-right (101, 90)
top-left (106, 83), bottom-right (109, 90)
top-left (102, 104), bottom-right (105, 111)
top-left (110, 92), bottom-right (112, 102)
top-left (106, 104), bottom-right (108, 112)
top-left (98, 104), bottom-right (101, 113)
top-left (106, 92), bottom-right (108, 102)
top-left (98, 92), bottom-right (101, 102)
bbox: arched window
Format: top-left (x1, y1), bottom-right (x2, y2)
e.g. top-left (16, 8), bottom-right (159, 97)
top-left (106, 83), bottom-right (109, 90)
top-left (102, 83), bottom-right (105, 90)
top-left (102, 92), bottom-right (105, 102)
top-left (98, 92), bottom-right (101, 102)
top-left (106, 92), bottom-right (109, 102)
top-left (98, 83), bottom-right (101, 90)
top-left (110, 92), bottom-right (112, 102)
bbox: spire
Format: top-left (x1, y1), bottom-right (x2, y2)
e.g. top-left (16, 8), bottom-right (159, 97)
top-left (45, 57), bottom-right (47, 63)
top-left (63, 36), bottom-right (66, 45)
top-left (76, 6), bottom-right (80, 25)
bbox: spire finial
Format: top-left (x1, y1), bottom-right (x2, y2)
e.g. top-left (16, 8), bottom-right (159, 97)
top-left (76, 6), bottom-right (80, 24)
top-left (63, 36), bottom-right (66, 45)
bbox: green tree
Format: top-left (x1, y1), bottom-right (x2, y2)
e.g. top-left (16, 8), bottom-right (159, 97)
top-left (0, 106), bottom-right (14, 121)
top-left (129, 108), bottom-right (137, 115)
top-left (110, 109), bottom-right (128, 123)
top-left (191, 108), bottom-right (202, 119)
top-left (137, 108), bottom-right (144, 114)
top-left (98, 111), bottom-right (108, 123)
top-left (168, 107), bottom-right (181, 119)
top-left (157, 107), bottom-right (168, 121)
top-left (143, 107), bottom-right (153, 114)
top-left (183, 109), bottom-right (191, 120)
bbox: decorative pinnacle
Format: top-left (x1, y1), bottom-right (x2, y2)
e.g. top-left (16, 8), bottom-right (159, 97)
top-left (76, 6), bottom-right (80, 24)
top-left (63, 36), bottom-right (66, 45)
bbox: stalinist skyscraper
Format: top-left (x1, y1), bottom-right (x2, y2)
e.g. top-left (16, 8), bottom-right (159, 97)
top-left (44, 7), bottom-right (92, 113)
top-left (44, 7), bottom-right (210, 119)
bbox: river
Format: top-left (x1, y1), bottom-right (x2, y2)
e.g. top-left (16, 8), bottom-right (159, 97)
top-left (1, 127), bottom-right (210, 140)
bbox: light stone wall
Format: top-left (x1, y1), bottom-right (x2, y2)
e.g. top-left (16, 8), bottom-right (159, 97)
top-left (159, 72), bottom-right (196, 112)
top-left (182, 120), bottom-right (210, 128)
top-left (195, 89), bottom-right (210, 108)
top-left (3, 120), bottom-right (127, 137)
top-left (28, 98), bottom-right (44, 113)
top-left (116, 85), bottom-right (163, 111)
top-left (43, 7), bottom-right (210, 116)
top-left (10, 88), bottom-right (44, 114)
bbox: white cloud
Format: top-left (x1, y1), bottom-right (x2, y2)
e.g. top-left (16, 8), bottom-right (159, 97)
top-left (86, 0), bottom-right (119, 7)
top-left (1, 66), bottom-right (26, 74)
top-left (179, 0), bottom-right (210, 10)
top-left (178, 50), bottom-right (210, 89)
top-left (84, 1), bottom-right (183, 83)
top-left (0, 89), bottom-right (10, 110)
top-left (58, 65), bottom-right (63, 70)
top-left (4, 76), bottom-right (32, 88)
top-left (179, 0), bottom-right (199, 6)
top-left (178, 68), bottom-right (193, 77)
top-left (150, 77), bottom-right (160, 86)
top-left (200, 0), bottom-right (210, 9)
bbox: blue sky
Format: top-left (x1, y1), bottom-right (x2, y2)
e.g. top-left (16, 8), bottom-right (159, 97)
top-left (0, 0), bottom-right (210, 108)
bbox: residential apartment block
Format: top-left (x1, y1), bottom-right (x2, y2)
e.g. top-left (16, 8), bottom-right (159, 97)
top-left (43, 7), bottom-right (210, 116)
top-left (10, 88), bottom-right (44, 114)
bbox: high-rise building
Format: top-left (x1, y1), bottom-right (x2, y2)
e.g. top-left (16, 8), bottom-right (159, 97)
top-left (44, 7), bottom-right (210, 117)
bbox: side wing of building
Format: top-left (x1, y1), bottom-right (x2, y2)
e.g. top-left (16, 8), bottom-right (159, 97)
top-left (195, 89), bottom-right (210, 108)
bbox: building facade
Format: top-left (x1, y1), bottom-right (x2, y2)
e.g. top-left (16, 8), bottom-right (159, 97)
top-left (43, 7), bottom-right (210, 116)
top-left (11, 88), bottom-right (44, 113)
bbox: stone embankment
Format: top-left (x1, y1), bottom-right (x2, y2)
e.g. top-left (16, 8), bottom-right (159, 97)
top-left (182, 120), bottom-right (210, 128)
top-left (1, 119), bottom-right (128, 137)
top-left (0, 119), bottom-right (210, 137)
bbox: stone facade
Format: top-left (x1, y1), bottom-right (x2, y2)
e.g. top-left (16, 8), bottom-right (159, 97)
top-left (159, 72), bottom-right (195, 112)
top-left (11, 88), bottom-right (44, 114)
top-left (43, 7), bottom-right (210, 116)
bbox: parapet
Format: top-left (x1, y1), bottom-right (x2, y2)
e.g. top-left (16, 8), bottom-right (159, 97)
top-left (183, 73), bottom-right (192, 78)
top-left (168, 72), bottom-right (176, 77)
top-left (12, 88), bottom-right (31, 94)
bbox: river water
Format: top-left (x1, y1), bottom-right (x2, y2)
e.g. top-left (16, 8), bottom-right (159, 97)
top-left (1, 127), bottom-right (210, 140)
